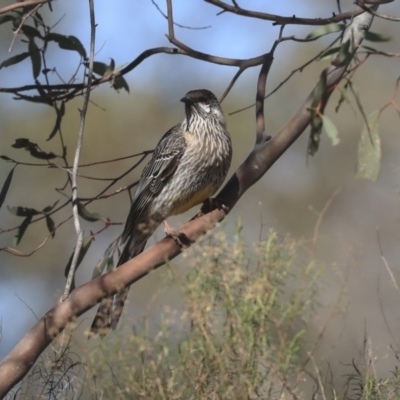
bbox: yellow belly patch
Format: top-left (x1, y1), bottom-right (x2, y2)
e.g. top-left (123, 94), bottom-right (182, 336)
top-left (171, 185), bottom-right (215, 215)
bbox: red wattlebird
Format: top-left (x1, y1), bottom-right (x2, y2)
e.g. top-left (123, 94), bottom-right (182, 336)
top-left (90, 89), bottom-right (232, 336)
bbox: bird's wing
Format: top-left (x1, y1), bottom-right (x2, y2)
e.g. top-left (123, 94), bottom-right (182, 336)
top-left (121, 124), bottom-right (186, 243)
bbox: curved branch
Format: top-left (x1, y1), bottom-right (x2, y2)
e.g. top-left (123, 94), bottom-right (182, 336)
top-left (0, 0), bottom-right (51, 15)
top-left (0, 7), bottom-right (377, 399)
top-left (205, 0), bottom-right (388, 26)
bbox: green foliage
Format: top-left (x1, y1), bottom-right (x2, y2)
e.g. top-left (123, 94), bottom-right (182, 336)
top-left (306, 23), bottom-right (346, 40)
top-left (88, 230), bottom-right (321, 399)
top-left (6, 229), bottom-right (400, 399)
top-left (356, 110), bottom-right (381, 182)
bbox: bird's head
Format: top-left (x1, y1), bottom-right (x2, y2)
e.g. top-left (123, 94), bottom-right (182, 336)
top-left (181, 89), bottom-right (225, 129)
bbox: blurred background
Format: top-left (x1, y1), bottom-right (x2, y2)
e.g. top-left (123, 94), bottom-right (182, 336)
top-left (1, 0), bottom-right (400, 393)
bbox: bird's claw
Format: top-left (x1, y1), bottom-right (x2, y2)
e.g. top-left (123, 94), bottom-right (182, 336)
top-left (163, 220), bottom-right (191, 248)
top-left (200, 197), bottom-right (229, 215)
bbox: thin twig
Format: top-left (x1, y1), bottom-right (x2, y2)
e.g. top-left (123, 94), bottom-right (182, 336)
top-left (8, 5), bottom-right (41, 53)
top-left (376, 227), bottom-right (399, 292)
top-left (0, 0), bottom-right (50, 15)
top-left (151, 0), bottom-right (210, 29)
top-left (355, 1), bottom-right (400, 22)
top-left (205, 0), bottom-right (370, 26)
top-left (62, 0), bottom-right (96, 301)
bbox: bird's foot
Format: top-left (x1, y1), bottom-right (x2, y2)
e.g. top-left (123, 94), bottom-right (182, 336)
top-left (163, 220), bottom-right (191, 247)
top-left (200, 197), bottom-right (229, 215)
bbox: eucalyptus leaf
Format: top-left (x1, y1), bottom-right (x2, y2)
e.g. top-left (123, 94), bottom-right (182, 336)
top-left (306, 23), bottom-right (345, 40)
top-left (356, 110), bottom-right (381, 181)
top-left (78, 202), bottom-right (102, 222)
top-left (321, 114), bottom-right (340, 146)
top-left (28, 39), bottom-right (41, 79)
top-left (0, 166), bottom-right (16, 210)
top-left (0, 52), bottom-right (30, 69)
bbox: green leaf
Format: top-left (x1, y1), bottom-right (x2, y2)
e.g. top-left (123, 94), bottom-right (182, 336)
top-left (332, 40), bottom-right (352, 67)
top-left (14, 215), bottom-right (33, 246)
top-left (21, 25), bottom-right (42, 39)
top-left (112, 76), bottom-right (130, 93)
top-left (64, 236), bottom-right (94, 291)
top-left (319, 45), bottom-right (341, 60)
top-left (46, 215), bottom-right (55, 238)
top-left (7, 206), bottom-right (39, 217)
top-left (356, 110), bottom-right (381, 181)
top-left (362, 31), bottom-right (391, 42)
top-left (0, 52), bottom-right (30, 69)
top-left (93, 61), bottom-right (107, 76)
top-left (0, 14), bottom-right (18, 25)
top-left (65, 35), bottom-right (87, 59)
top-left (46, 33), bottom-right (87, 59)
top-left (306, 23), bottom-right (345, 40)
top-left (28, 38), bottom-right (41, 79)
top-left (308, 113), bottom-right (323, 156)
top-left (320, 114), bottom-right (340, 146)
top-left (46, 102), bottom-right (65, 141)
top-left (92, 255), bottom-right (115, 280)
top-left (0, 166), bottom-right (16, 210)
top-left (91, 243), bottom-right (115, 279)
top-left (311, 70), bottom-right (327, 108)
top-left (78, 202), bottom-right (102, 222)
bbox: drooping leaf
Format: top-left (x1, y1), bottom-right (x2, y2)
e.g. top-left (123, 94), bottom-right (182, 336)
top-left (362, 31), bottom-right (391, 42)
top-left (308, 113), bottom-right (323, 156)
top-left (7, 206), bottom-right (39, 216)
top-left (14, 215), bottom-right (33, 246)
top-left (91, 255), bottom-right (109, 280)
top-left (0, 52), bottom-right (30, 69)
top-left (319, 45), bottom-right (341, 60)
top-left (46, 215), bottom-right (55, 238)
top-left (78, 202), bottom-right (102, 222)
top-left (311, 70), bottom-right (327, 108)
top-left (320, 114), bottom-right (340, 146)
top-left (332, 40), bottom-right (352, 67)
top-left (64, 236), bottom-right (94, 291)
top-left (112, 76), bottom-right (130, 93)
top-left (46, 33), bottom-right (87, 59)
top-left (0, 166), bottom-right (16, 210)
top-left (21, 25), bottom-right (42, 39)
top-left (47, 102), bottom-right (65, 141)
top-left (0, 14), bottom-right (18, 25)
top-left (306, 23), bottom-right (345, 40)
top-left (92, 61), bottom-right (108, 76)
top-left (28, 38), bottom-right (41, 79)
top-left (65, 35), bottom-right (87, 59)
top-left (335, 84), bottom-right (351, 113)
top-left (91, 243), bottom-right (115, 280)
top-left (356, 110), bottom-right (381, 181)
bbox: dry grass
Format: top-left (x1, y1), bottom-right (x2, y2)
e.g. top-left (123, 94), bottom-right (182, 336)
top-left (6, 228), bottom-right (400, 399)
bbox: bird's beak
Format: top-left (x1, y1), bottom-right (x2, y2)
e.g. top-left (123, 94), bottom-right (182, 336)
top-left (180, 96), bottom-right (191, 104)
top-left (181, 97), bottom-right (192, 129)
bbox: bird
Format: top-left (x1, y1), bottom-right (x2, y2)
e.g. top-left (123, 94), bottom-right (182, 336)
top-left (90, 89), bottom-right (232, 336)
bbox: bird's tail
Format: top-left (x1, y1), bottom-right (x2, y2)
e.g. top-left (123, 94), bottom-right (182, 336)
top-left (89, 240), bottom-right (146, 337)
